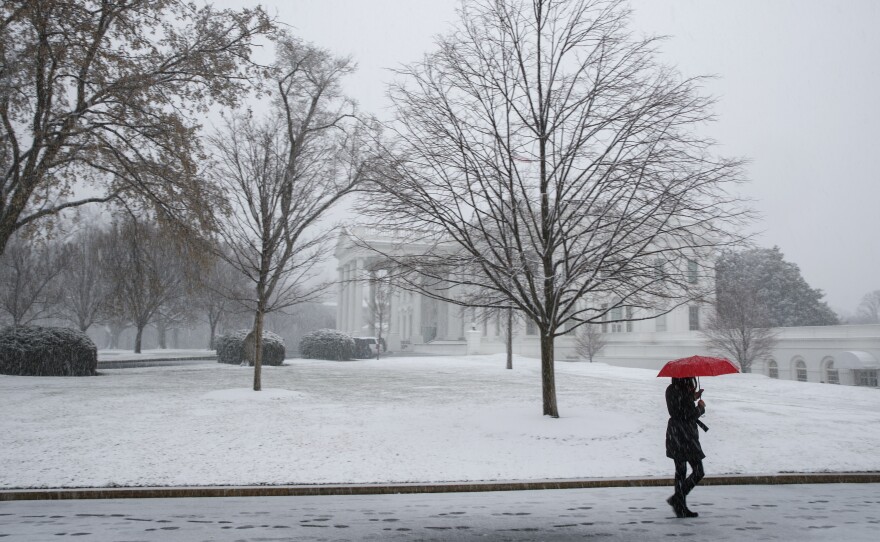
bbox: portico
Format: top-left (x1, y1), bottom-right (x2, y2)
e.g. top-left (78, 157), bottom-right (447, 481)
top-left (334, 227), bottom-right (467, 351)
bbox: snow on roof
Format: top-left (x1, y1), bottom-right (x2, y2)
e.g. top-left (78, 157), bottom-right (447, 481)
top-left (837, 351), bottom-right (880, 369)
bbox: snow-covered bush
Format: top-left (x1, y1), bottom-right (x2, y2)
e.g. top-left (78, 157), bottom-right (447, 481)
top-left (215, 329), bottom-right (286, 366)
top-left (299, 329), bottom-right (355, 361)
top-left (0, 326), bottom-right (97, 376)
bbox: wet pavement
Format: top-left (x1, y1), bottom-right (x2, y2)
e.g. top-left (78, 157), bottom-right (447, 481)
top-left (2, 483), bottom-right (878, 541)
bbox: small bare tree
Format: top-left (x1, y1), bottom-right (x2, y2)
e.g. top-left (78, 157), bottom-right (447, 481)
top-left (701, 294), bottom-right (777, 374)
top-left (208, 34), bottom-right (375, 391)
top-left (193, 251), bottom-right (249, 349)
top-left (575, 324), bottom-right (607, 363)
top-left (102, 216), bottom-right (188, 353)
top-left (857, 290), bottom-right (880, 324)
top-left (0, 235), bottom-right (65, 325)
top-left (58, 226), bottom-right (111, 332)
top-left (366, 268), bottom-right (393, 351)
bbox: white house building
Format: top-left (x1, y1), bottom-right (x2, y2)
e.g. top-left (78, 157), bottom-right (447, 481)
top-left (335, 227), bottom-right (880, 387)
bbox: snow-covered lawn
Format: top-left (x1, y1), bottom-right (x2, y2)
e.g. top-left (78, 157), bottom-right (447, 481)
top-left (1, 354), bottom-right (878, 489)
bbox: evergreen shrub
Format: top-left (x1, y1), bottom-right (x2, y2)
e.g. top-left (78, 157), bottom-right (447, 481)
top-left (299, 329), bottom-right (355, 361)
top-left (215, 329), bottom-right (286, 366)
top-left (0, 326), bottom-right (97, 376)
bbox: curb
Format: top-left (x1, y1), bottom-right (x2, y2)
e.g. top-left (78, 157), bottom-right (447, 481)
top-left (2, 473), bottom-right (878, 501)
top-left (97, 356), bottom-right (216, 364)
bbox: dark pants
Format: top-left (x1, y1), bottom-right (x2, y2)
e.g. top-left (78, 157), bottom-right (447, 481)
top-left (673, 458), bottom-right (704, 505)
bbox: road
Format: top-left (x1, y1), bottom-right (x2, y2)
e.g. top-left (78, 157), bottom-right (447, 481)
top-left (2, 483), bottom-right (878, 541)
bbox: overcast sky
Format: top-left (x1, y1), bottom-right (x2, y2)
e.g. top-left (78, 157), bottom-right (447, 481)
top-left (214, 0), bottom-right (879, 315)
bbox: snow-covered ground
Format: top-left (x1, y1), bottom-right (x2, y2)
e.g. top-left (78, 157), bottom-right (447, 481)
top-left (1, 354), bottom-right (878, 489)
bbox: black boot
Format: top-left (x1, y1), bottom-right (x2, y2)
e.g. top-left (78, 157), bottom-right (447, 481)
top-left (666, 495), bottom-right (685, 518)
top-left (682, 507), bottom-right (699, 518)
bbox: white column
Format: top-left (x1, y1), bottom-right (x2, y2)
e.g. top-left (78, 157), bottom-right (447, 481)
top-left (351, 258), bottom-right (364, 335)
top-left (336, 266), bottom-right (344, 330)
top-left (341, 263), bottom-right (349, 333)
top-left (412, 291), bottom-right (423, 343)
top-left (345, 263), bottom-right (354, 333)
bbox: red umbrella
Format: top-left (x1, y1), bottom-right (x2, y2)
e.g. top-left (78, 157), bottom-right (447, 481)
top-left (657, 355), bottom-right (740, 378)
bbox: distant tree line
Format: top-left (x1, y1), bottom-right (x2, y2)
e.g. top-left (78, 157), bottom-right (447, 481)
top-left (0, 1), bottom-right (377, 392)
top-left (0, 216), bottom-right (334, 353)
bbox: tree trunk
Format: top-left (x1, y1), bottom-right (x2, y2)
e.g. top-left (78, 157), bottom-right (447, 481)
top-left (540, 329), bottom-right (559, 418)
top-left (156, 318), bottom-right (167, 349)
top-left (252, 309), bottom-right (264, 391)
top-left (134, 324), bottom-right (145, 354)
top-left (506, 308), bottom-right (513, 370)
top-left (208, 321), bottom-right (217, 349)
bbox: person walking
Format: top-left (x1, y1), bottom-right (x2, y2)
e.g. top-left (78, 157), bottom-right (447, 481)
top-left (665, 376), bottom-right (707, 518)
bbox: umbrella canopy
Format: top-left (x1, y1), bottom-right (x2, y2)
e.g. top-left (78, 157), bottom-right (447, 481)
top-left (657, 355), bottom-right (740, 378)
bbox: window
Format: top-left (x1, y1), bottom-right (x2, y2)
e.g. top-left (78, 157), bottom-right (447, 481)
top-left (526, 319), bottom-right (537, 336)
top-left (558, 319), bottom-right (568, 334)
top-left (655, 312), bottom-right (667, 332)
top-left (854, 369), bottom-right (878, 387)
top-left (768, 360), bottom-right (778, 379)
top-left (625, 307), bottom-right (633, 332)
top-left (610, 306), bottom-right (623, 333)
top-left (795, 360), bottom-right (807, 382)
top-left (688, 306), bottom-right (700, 331)
top-left (600, 303), bottom-right (608, 333)
top-left (653, 258), bottom-right (666, 283)
top-left (825, 360), bottom-right (839, 384)
top-left (687, 259), bottom-right (699, 284)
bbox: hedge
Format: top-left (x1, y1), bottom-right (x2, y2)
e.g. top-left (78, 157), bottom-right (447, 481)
top-left (0, 326), bottom-right (98, 376)
top-left (299, 329), bottom-right (355, 361)
top-left (215, 329), bottom-right (286, 366)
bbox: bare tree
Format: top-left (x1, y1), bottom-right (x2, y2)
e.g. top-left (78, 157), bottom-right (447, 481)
top-left (0, 1), bottom-right (273, 255)
top-left (857, 290), bottom-right (880, 324)
top-left (103, 216), bottom-right (188, 353)
top-left (100, 292), bottom-right (130, 350)
top-left (366, 266), bottom-right (393, 351)
top-left (575, 324), bottom-right (607, 363)
top-left (207, 34), bottom-right (375, 391)
top-left (370, 0), bottom-right (750, 417)
top-left (0, 235), bottom-right (65, 325)
top-left (154, 294), bottom-right (195, 349)
top-left (58, 226), bottom-right (110, 332)
top-left (701, 281), bottom-right (777, 373)
top-left (193, 252), bottom-right (249, 349)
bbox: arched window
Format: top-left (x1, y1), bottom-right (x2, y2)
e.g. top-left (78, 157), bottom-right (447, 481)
top-left (768, 360), bottom-right (778, 379)
top-left (825, 359), bottom-right (839, 385)
top-left (795, 359), bottom-right (807, 382)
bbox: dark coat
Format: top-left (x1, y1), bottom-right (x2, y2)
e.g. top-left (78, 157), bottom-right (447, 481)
top-left (665, 382), bottom-right (706, 460)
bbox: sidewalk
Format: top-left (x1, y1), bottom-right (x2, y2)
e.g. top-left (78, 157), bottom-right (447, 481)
top-left (2, 482), bottom-right (878, 541)
top-left (3, 472), bottom-right (878, 501)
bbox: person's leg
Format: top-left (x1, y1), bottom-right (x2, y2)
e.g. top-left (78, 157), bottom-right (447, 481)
top-left (678, 459), bottom-right (704, 517)
top-left (683, 459), bottom-right (704, 496)
top-left (666, 459), bottom-right (688, 517)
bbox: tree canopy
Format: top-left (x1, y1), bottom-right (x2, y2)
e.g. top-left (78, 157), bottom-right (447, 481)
top-left (0, 0), bottom-right (273, 254)
top-left (715, 246), bottom-right (838, 328)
